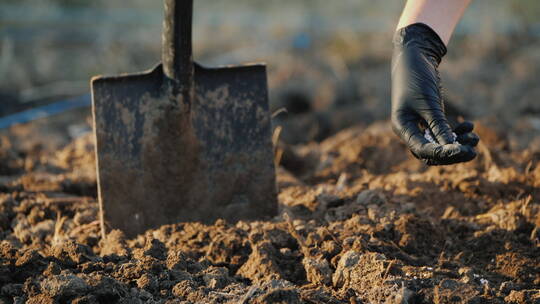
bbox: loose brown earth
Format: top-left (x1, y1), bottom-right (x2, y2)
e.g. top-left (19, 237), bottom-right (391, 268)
top-left (0, 114), bottom-right (539, 303)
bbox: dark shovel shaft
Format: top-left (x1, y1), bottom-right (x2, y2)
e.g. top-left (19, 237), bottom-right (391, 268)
top-left (162, 0), bottom-right (193, 110)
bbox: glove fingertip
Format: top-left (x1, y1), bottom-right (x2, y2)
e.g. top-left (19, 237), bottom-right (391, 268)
top-left (467, 133), bottom-right (480, 147)
top-left (454, 121), bottom-right (475, 135)
top-left (451, 145), bottom-right (477, 163)
top-left (456, 132), bottom-right (480, 147)
top-left (461, 145), bottom-right (477, 161)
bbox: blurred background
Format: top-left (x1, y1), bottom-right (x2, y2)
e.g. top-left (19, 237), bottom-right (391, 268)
top-left (1, 0), bottom-right (540, 149)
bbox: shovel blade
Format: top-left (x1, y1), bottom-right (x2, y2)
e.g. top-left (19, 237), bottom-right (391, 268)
top-left (92, 63), bottom-right (277, 237)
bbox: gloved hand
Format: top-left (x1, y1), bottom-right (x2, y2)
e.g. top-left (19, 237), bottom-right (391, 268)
top-left (391, 23), bottom-right (479, 166)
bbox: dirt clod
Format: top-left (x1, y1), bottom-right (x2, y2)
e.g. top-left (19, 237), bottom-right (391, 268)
top-left (40, 273), bottom-right (89, 300)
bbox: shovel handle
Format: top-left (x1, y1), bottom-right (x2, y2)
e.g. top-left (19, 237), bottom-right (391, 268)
top-left (162, 0), bottom-right (193, 92)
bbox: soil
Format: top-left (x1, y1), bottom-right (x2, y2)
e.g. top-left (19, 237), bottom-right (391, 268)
top-left (0, 111), bottom-right (538, 304)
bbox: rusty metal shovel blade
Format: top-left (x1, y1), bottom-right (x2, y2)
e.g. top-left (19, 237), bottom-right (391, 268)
top-left (91, 0), bottom-right (277, 238)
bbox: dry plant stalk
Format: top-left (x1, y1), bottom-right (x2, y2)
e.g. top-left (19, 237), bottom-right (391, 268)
top-left (69, 220), bottom-right (100, 238)
top-left (382, 259), bottom-right (396, 281)
top-left (272, 125), bottom-right (284, 168)
top-left (283, 212), bottom-right (310, 258)
top-left (271, 107), bottom-right (287, 119)
top-left (52, 212), bottom-right (68, 247)
top-left (521, 195), bottom-right (532, 215)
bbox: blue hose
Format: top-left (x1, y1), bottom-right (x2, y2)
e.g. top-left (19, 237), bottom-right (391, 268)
top-left (0, 94), bottom-right (91, 129)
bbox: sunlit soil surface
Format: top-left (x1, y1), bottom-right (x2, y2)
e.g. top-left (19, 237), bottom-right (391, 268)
top-left (0, 116), bottom-right (538, 303)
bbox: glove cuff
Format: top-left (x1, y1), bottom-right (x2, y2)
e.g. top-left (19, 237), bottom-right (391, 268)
top-left (393, 23), bottom-right (447, 64)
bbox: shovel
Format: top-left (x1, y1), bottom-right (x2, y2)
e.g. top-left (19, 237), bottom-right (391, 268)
top-left (91, 0), bottom-right (277, 238)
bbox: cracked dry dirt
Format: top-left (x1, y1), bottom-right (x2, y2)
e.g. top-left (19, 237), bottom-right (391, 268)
top-left (0, 119), bottom-right (539, 303)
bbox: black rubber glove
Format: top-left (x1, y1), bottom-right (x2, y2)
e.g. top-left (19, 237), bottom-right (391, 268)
top-left (391, 23), bottom-right (478, 166)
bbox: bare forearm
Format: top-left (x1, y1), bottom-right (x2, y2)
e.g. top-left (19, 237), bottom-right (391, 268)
top-left (397, 0), bottom-right (472, 45)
